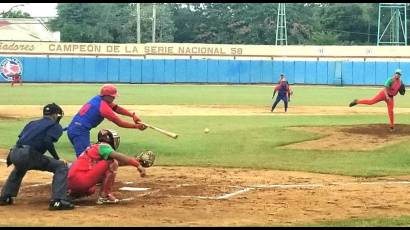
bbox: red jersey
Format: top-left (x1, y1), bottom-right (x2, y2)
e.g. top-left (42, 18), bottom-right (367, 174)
top-left (68, 143), bottom-right (114, 173)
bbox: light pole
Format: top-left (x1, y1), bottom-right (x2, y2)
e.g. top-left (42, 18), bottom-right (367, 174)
top-left (152, 3), bottom-right (156, 43)
top-left (136, 3), bottom-right (141, 43)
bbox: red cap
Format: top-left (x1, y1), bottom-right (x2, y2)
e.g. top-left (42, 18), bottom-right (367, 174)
top-left (100, 84), bottom-right (118, 97)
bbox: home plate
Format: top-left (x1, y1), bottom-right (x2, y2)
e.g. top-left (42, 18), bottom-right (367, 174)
top-left (119, 187), bottom-right (150, 191)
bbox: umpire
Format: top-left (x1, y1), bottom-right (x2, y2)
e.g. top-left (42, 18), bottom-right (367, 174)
top-left (0, 103), bottom-right (75, 211)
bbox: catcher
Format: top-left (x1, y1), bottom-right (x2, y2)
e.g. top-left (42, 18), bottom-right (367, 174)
top-left (67, 129), bottom-right (155, 204)
top-left (349, 68), bottom-right (405, 131)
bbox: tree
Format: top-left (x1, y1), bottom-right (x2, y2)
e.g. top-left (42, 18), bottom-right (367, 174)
top-left (0, 9), bottom-right (31, 18)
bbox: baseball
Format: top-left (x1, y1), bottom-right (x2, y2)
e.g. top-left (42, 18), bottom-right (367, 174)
top-left (204, 128), bottom-right (210, 133)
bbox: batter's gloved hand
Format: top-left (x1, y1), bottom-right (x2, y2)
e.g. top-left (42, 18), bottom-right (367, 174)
top-left (132, 112), bottom-right (141, 124)
top-left (135, 123), bottom-right (147, 130)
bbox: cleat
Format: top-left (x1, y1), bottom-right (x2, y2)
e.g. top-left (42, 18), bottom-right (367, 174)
top-left (96, 193), bottom-right (119, 205)
top-left (349, 99), bottom-right (358, 107)
top-left (0, 196), bottom-right (14, 205)
top-left (48, 199), bottom-right (75, 211)
top-left (390, 127), bottom-right (395, 132)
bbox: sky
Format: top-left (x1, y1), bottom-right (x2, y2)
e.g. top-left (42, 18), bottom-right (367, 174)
top-left (0, 3), bottom-right (57, 17)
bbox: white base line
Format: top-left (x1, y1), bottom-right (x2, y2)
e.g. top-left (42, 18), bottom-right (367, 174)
top-left (177, 181), bottom-right (410, 200)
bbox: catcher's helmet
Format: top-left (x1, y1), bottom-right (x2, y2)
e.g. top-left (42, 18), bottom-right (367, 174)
top-left (100, 84), bottom-right (118, 97)
top-left (43, 103), bottom-right (64, 123)
top-left (98, 129), bottom-right (120, 150)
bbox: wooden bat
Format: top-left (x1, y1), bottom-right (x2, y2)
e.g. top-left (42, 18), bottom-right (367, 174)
top-left (140, 122), bottom-right (178, 139)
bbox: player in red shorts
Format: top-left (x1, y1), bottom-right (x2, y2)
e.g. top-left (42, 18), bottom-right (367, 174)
top-left (67, 129), bottom-right (147, 204)
top-left (10, 74), bottom-right (22, 87)
top-left (349, 69), bottom-right (405, 131)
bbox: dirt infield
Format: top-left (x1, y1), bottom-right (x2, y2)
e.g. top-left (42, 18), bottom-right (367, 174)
top-left (0, 105), bottom-right (410, 226)
top-left (2, 104), bottom-right (410, 118)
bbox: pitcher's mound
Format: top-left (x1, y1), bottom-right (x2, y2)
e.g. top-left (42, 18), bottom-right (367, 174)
top-left (282, 124), bottom-right (410, 151)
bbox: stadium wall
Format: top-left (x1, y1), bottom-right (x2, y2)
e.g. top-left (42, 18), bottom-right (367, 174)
top-left (0, 56), bottom-right (407, 85)
top-left (0, 41), bottom-right (409, 85)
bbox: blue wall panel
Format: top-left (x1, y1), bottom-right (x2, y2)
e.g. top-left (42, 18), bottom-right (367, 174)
top-left (197, 60), bottom-right (208, 83)
top-left (239, 60), bottom-right (251, 83)
top-left (228, 61), bottom-right (240, 83)
top-left (261, 61), bottom-right (273, 83)
top-left (22, 57), bottom-right (37, 82)
top-left (207, 60), bottom-right (219, 83)
top-left (327, 61), bottom-right (336, 85)
top-left (48, 57), bottom-right (60, 83)
top-left (119, 59), bottom-right (131, 83)
top-left (316, 61), bottom-right (327, 84)
top-left (342, 62), bottom-right (353, 85)
top-left (175, 59), bottom-right (187, 83)
top-left (273, 61), bottom-right (284, 83)
top-left (249, 61), bottom-right (261, 83)
top-left (387, 62), bottom-right (400, 77)
top-left (218, 60), bottom-right (230, 83)
top-left (375, 62), bottom-right (388, 85)
top-left (283, 61), bottom-right (295, 84)
top-left (153, 60), bottom-right (165, 83)
top-left (364, 62), bottom-right (376, 85)
top-left (399, 61), bottom-right (410, 84)
top-left (352, 62), bottom-right (365, 85)
top-left (130, 59), bottom-right (141, 83)
top-left (95, 58), bottom-right (108, 82)
top-left (305, 61), bottom-right (317, 84)
top-left (107, 59), bottom-right (119, 82)
top-left (141, 60), bottom-right (154, 83)
top-left (187, 60), bottom-right (207, 83)
top-left (164, 59), bottom-right (176, 83)
top-left (294, 61), bottom-right (305, 84)
top-left (72, 58), bottom-right (84, 82)
top-left (84, 58), bottom-right (96, 83)
top-left (60, 58), bottom-right (72, 82)
top-left (36, 58), bottom-right (49, 82)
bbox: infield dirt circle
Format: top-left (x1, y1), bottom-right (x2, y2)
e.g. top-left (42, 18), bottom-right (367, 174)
top-left (0, 105), bottom-right (409, 226)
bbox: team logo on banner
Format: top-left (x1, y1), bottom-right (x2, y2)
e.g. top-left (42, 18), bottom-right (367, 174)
top-left (0, 57), bottom-right (23, 81)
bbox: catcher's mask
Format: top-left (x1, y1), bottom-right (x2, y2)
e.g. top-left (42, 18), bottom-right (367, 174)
top-left (98, 129), bottom-right (120, 150)
top-left (43, 103), bottom-right (64, 123)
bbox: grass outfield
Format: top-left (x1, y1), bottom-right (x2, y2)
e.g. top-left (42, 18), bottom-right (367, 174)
top-left (0, 83), bottom-right (409, 226)
top-left (0, 83), bottom-right (409, 107)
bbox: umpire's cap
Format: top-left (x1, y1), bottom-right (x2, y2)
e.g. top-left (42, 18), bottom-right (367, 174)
top-left (43, 103), bottom-right (64, 118)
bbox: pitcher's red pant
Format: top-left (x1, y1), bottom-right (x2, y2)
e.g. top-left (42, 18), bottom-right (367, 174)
top-left (68, 160), bottom-right (118, 197)
top-left (357, 89), bottom-right (394, 128)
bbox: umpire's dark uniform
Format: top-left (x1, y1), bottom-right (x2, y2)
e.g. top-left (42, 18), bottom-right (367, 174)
top-left (0, 103), bottom-right (74, 210)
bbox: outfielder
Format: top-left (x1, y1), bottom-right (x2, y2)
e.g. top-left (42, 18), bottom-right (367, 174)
top-left (67, 129), bottom-right (154, 204)
top-left (0, 103), bottom-right (75, 210)
top-left (349, 69), bottom-right (406, 131)
top-left (271, 78), bottom-right (292, 112)
top-left (67, 84), bottom-right (147, 157)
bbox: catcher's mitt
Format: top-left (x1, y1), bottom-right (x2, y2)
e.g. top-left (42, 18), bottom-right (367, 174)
top-left (136, 150), bottom-right (156, 168)
top-left (399, 83), bottom-right (406, 95)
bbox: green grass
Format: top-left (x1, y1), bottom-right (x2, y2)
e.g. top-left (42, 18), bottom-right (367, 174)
top-left (300, 215), bottom-right (410, 227)
top-left (0, 83), bottom-right (408, 107)
top-left (1, 83), bottom-right (410, 226)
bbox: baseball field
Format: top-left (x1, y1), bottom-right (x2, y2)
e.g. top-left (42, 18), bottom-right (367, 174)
top-left (0, 83), bottom-right (410, 226)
